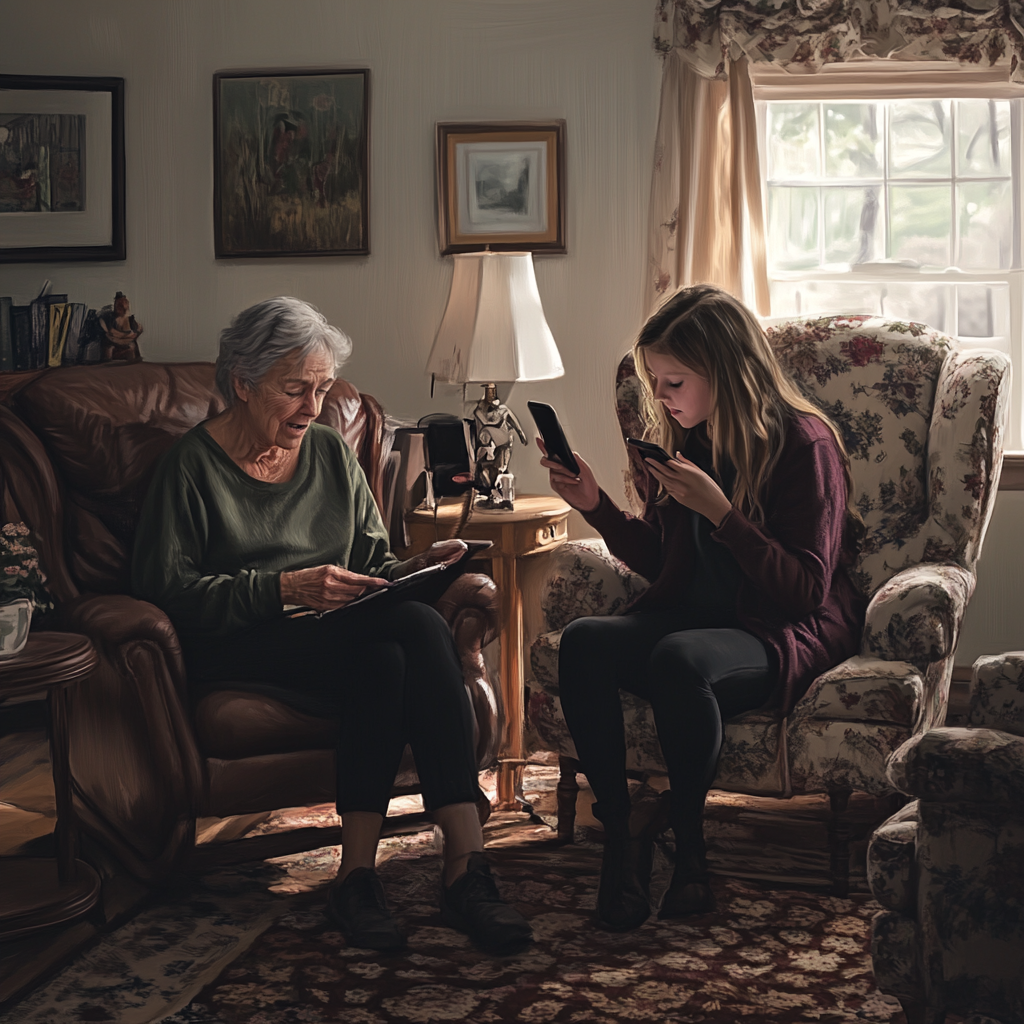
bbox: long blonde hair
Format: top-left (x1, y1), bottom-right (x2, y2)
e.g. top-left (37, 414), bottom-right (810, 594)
top-left (634, 284), bottom-right (856, 526)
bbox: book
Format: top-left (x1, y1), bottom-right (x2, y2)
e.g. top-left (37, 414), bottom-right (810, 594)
top-left (48, 302), bottom-right (72, 367)
top-left (0, 297), bottom-right (12, 372)
top-left (29, 284), bottom-right (67, 369)
top-left (77, 310), bottom-right (102, 364)
top-left (61, 303), bottom-right (88, 365)
top-left (10, 305), bottom-right (32, 371)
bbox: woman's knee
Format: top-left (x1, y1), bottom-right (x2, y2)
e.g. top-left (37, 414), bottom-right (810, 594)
top-left (648, 633), bottom-right (716, 692)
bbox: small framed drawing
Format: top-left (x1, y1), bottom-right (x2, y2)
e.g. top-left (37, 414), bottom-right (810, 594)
top-left (436, 121), bottom-right (566, 255)
top-left (0, 75), bottom-right (126, 263)
top-left (214, 68), bottom-right (370, 258)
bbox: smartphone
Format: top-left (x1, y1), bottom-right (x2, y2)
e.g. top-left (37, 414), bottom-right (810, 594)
top-left (527, 401), bottom-right (581, 476)
top-left (627, 437), bottom-right (675, 464)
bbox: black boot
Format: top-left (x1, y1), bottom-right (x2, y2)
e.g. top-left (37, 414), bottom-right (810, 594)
top-left (658, 822), bottom-right (714, 920)
top-left (597, 821), bottom-right (651, 932)
top-left (440, 852), bottom-right (534, 956)
top-left (327, 867), bottom-right (407, 951)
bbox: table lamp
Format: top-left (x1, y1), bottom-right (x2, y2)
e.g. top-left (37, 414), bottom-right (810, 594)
top-left (425, 251), bottom-right (563, 509)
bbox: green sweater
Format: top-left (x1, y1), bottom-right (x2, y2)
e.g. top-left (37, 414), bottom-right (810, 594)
top-left (131, 423), bottom-right (399, 639)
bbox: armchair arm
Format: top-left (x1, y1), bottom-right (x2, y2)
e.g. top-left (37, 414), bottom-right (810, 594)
top-left (540, 539), bottom-right (649, 633)
top-left (863, 562), bottom-right (974, 668)
top-left (435, 572), bottom-right (502, 767)
top-left (52, 593), bottom-right (204, 879)
top-left (970, 652), bottom-right (1024, 736)
top-left (886, 726), bottom-right (1024, 807)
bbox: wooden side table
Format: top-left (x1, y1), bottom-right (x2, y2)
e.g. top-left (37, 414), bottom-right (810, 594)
top-left (0, 632), bottom-right (101, 939)
top-left (405, 494), bottom-right (571, 810)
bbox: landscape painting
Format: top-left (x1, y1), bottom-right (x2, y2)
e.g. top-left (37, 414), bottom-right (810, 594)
top-left (214, 69), bottom-right (369, 257)
top-left (0, 113), bottom-right (85, 213)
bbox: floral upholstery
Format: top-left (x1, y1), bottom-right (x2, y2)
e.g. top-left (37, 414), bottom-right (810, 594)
top-left (526, 317), bottom-right (1010, 809)
top-left (868, 652), bottom-right (1024, 1024)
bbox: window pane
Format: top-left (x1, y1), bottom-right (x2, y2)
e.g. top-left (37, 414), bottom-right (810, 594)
top-left (890, 185), bottom-right (951, 267)
top-left (769, 279), bottom-right (883, 318)
top-left (880, 283), bottom-right (952, 333)
top-left (957, 284), bottom-right (1010, 347)
top-left (823, 186), bottom-right (881, 265)
top-left (825, 104), bottom-right (882, 178)
top-left (957, 99), bottom-right (1011, 177)
top-left (958, 181), bottom-right (1013, 270)
top-left (767, 103), bottom-right (820, 180)
top-left (768, 186), bottom-right (819, 270)
top-left (889, 100), bottom-right (952, 179)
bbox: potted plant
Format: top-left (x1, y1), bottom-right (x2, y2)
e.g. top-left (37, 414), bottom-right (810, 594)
top-left (1, 522), bottom-right (54, 658)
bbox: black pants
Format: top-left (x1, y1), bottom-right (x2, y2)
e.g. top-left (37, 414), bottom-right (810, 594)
top-left (558, 608), bottom-right (775, 841)
top-left (183, 601), bottom-right (481, 817)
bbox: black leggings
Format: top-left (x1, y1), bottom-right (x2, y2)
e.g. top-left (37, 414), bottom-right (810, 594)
top-left (558, 608), bottom-right (775, 839)
top-left (183, 601), bottom-right (481, 817)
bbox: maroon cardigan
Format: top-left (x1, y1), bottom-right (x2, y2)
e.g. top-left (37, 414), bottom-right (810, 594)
top-left (583, 414), bottom-right (867, 716)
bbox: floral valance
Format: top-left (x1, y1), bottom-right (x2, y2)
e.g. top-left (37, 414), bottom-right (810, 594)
top-left (654, 0), bottom-right (1024, 81)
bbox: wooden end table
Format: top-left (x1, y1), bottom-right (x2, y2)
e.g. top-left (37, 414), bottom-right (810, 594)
top-left (0, 632), bottom-right (101, 939)
top-left (405, 494), bottom-right (571, 810)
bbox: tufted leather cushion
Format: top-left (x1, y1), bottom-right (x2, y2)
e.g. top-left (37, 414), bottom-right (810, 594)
top-left (13, 362), bottom-right (385, 594)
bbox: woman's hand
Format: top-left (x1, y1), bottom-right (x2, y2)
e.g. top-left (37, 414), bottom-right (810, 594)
top-left (392, 539), bottom-right (468, 579)
top-left (646, 453), bottom-right (733, 527)
top-left (537, 438), bottom-right (600, 513)
top-left (280, 564), bottom-right (390, 611)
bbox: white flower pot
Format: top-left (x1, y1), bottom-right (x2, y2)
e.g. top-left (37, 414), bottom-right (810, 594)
top-left (0, 598), bottom-right (32, 658)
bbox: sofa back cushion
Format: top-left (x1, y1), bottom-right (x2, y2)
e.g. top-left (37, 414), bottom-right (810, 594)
top-left (14, 361), bottom-right (385, 594)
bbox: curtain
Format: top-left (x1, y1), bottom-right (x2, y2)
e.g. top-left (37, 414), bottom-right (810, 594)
top-left (645, 52), bottom-right (770, 316)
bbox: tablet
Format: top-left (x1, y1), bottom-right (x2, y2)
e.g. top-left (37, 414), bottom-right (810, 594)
top-left (286, 540), bottom-right (492, 619)
top-left (527, 401), bottom-right (580, 476)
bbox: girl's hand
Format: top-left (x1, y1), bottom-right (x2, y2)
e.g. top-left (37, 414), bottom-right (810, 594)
top-left (646, 453), bottom-right (733, 526)
top-left (280, 564), bottom-right (390, 611)
top-left (393, 539), bottom-right (467, 578)
top-left (537, 437), bottom-right (600, 513)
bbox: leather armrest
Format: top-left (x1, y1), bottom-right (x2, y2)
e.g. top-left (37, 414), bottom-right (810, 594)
top-left (435, 572), bottom-right (500, 648)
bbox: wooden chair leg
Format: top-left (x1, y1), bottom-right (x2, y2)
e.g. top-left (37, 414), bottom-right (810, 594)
top-left (828, 788), bottom-right (852, 897)
top-left (556, 756), bottom-right (581, 842)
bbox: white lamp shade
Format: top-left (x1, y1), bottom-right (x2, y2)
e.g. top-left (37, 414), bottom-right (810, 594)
top-left (425, 252), bottom-right (564, 384)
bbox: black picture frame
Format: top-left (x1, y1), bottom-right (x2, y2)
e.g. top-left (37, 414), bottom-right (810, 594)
top-left (0, 75), bottom-right (126, 263)
top-left (436, 120), bottom-right (566, 255)
top-left (213, 68), bottom-right (370, 258)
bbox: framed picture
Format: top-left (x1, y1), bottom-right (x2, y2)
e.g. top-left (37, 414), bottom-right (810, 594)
top-left (0, 75), bottom-right (125, 263)
top-left (436, 121), bottom-right (566, 255)
top-left (214, 68), bottom-right (369, 258)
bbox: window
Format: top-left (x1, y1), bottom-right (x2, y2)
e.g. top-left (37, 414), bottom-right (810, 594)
top-left (757, 82), bottom-right (1024, 450)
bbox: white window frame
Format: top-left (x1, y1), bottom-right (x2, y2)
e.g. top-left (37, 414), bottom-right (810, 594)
top-left (752, 62), bottom-right (1024, 453)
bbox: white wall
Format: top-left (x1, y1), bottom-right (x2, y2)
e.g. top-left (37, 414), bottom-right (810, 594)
top-left (2, 0), bottom-right (1020, 664)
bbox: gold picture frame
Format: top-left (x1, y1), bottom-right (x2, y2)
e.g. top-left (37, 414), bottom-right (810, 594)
top-left (436, 121), bottom-right (566, 255)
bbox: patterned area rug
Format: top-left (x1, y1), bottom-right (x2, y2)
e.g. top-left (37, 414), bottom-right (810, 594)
top-left (1, 764), bottom-right (909, 1024)
top-left (160, 817), bottom-right (903, 1024)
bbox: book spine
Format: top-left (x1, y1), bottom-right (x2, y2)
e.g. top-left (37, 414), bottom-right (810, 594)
top-left (48, 303), bottom-right (71, 368)
top-left (11, 307), bottom-right (32, 371)
top-left (30, 299), bottom-right (48, 370)
top-left (0, 297), bottom-right (12, 373)
top-left (63, 303), bottom-right (87, 365)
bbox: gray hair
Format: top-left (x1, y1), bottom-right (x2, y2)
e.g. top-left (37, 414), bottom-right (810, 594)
top-left (215, 296), bottom-right (353, 405)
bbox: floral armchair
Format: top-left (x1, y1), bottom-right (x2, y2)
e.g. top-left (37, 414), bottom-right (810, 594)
top-left (526, 316), bottom-right (1010, 892)
top-left (868, 652), bottom-right (1024, 1024)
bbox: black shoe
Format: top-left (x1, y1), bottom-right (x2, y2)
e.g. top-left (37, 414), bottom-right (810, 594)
top-left (658, 851), bottom-right (715, 920)
top-left (440, 852), bottom-right (533, 956)
top-left (327, 867), bottom-right (406, 952)
top-left (597, 827), bottom-right (651, 932)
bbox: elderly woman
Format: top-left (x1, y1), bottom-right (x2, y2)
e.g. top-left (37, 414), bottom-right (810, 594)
top-left (132, 297), bottom-right (532, 956)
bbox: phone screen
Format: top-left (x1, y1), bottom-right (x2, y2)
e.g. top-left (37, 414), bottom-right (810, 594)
top-left (528, 401), bottom-right (580, 476)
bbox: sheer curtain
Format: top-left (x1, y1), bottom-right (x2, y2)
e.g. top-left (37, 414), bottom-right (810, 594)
top-left (645, 51), bottom-right (768, 317)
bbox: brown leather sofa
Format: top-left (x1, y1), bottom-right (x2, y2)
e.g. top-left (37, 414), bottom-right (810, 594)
top-left (0, 362), bottom-right (501, 881)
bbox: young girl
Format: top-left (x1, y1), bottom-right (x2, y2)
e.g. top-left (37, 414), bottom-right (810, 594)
top-left (539, 285), bottom-right (866, 931)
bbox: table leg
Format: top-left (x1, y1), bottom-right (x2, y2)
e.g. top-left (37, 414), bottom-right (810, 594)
top-left (47, 685), bottom-right (76, 884)
top-left (493, 549), bottom-right (527, 810)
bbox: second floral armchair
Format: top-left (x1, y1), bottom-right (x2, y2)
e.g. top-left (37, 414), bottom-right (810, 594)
top-left (526, 315), bottom-right (1010, 892)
